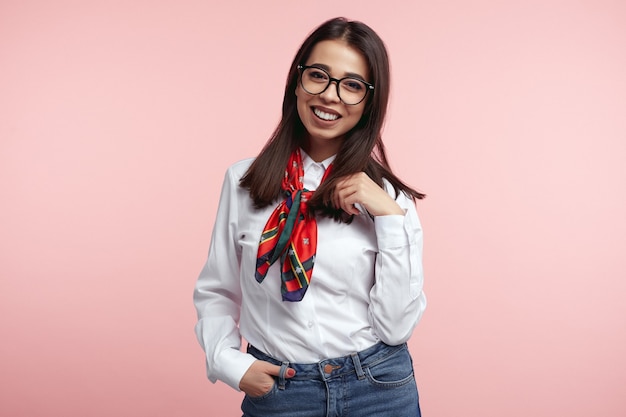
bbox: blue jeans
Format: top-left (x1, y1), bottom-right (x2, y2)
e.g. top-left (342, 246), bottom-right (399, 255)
top-left (242, 342), bottom-right (421, 417)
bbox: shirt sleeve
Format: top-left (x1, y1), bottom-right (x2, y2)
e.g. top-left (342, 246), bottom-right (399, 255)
top-left (193, 166), bottom-right (257, 391)
top-left (368, 185), bottom-right (427, 346)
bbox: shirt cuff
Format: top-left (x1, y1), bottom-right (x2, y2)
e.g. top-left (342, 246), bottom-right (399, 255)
top-left (213, 348), bottom-right (258, 391)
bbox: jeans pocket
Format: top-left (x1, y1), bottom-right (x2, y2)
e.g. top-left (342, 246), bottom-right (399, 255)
top-left (364, 348), bottom-right (415, 388)
top-left (246, 380), bottom-right (279, 402)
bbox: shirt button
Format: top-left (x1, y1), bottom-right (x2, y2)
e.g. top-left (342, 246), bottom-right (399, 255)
top-left (307, 321), bottom-right (314, 328)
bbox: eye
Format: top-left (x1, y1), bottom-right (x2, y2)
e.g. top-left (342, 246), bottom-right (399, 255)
top-left (306, 68), bottom-right (329, 83)
top-left (341, 79), bottom-right (365, 92)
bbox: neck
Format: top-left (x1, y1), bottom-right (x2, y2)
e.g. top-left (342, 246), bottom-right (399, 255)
top-left (302, 135), bottom-right (342, 162)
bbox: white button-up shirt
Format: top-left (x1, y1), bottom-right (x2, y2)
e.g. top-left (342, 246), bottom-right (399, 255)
top-left (194, 151), bottom-right (426, 390)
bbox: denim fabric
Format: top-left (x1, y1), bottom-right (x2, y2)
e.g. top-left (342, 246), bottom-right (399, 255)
top-left (241, 342), bottom-right (421, 417)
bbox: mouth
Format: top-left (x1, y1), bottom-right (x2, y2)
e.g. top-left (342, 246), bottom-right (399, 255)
top-left (312, 107), bottom-right (340, 121)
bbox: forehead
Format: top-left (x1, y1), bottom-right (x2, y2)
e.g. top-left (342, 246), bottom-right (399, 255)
top-left (305, 40), bottom-right (369, 79)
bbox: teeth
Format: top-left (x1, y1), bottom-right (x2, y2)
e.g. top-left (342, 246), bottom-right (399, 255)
top-left (313, 108), bottom-right (339, 121)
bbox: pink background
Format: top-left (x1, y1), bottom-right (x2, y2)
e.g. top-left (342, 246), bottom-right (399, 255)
top-left (1, 0), bottom-right (625, 416)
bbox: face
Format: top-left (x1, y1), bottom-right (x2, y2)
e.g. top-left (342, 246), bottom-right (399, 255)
top-left (296, 39), bottom-right (370, 161)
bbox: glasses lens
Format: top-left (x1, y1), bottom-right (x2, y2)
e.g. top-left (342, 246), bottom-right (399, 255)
top-left (301, 67), bottom-right (329, 95)
top-left (338, 78), bottom-right (367, 105)
top-left (300, 67), bottom-right (368, 105)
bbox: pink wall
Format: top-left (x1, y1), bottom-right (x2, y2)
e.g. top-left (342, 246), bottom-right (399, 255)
top-left (1, 1), bottom-right (625, 416)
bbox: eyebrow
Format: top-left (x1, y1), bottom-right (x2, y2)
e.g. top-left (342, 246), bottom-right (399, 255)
top-left (308, 63), bottom-right (367, 81)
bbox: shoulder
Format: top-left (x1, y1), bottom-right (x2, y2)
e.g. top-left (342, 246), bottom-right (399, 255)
top-left (382, 177), bottom-right (416, 209)
top-left (382, 178), bottom-right (398, 199)
top-left (224, 157), bottom-right (255, 182)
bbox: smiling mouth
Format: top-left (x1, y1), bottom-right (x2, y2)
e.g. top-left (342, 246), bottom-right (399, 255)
top-left (312, 107), bottom-right (340, 121)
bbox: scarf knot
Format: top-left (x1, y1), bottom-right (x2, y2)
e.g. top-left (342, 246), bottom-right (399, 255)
top-left (255, 149), bottom-right (332, 302)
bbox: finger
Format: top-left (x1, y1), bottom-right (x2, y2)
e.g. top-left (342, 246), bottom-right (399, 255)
top-left (332, 179), bottom-right (348, 209)
top-left (340, 195), bottom-right (361, 215)
top-left (260, 361), bottom-right (296, 378)
top-left (333, 184), bottom-right (351, 211)
top-left (340, 187), bottom-right (363, 215)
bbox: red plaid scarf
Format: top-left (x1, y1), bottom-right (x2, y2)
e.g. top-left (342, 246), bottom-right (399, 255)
top-left (255, 149), bottom-right (332, 301)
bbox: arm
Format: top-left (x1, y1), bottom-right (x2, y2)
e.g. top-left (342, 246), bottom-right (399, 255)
top-left (368, 190), bottom-right (426, 345)
top-left (193, 166), bottom-right (296, 392)
top-left (333, 173), bottom-right (427, 345)
top-left (193, 166), bottom-right (256, 390)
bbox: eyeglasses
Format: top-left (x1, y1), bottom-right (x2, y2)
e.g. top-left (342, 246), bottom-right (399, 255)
top-left (297, 65), bottom-right (374, 105)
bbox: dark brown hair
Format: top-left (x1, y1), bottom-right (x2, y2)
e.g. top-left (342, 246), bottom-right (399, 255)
top-left (240, 17), bottom-right (425, 220)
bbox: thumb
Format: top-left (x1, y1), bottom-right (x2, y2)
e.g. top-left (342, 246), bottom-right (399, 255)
top-left (262, 362), bottom-right (296, 378)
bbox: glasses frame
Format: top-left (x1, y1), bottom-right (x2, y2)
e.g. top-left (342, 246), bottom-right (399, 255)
top-left (297, 65), bottom-right (374, 105)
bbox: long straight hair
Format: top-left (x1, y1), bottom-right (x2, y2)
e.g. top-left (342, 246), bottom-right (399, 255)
top-left (240, 17), bottom-right (425, 221)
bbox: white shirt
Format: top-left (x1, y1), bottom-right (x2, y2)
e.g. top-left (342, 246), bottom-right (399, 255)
top-left (193, 151), bottom-right (426, 390)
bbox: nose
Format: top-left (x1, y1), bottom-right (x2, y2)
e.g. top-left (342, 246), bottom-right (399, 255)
top-left (319, 80), bottom-right (341, 103)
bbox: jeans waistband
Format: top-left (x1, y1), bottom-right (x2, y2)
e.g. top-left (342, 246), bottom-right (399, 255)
top-left (247, 342), bottom-right (407, 382)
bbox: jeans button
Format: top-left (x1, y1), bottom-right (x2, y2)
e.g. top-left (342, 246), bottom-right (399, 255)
top-left (324, 364), bottom-right (340, 374)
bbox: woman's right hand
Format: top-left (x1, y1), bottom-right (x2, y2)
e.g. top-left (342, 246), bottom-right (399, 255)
top-left (239, 360), bottom-right (296, 397)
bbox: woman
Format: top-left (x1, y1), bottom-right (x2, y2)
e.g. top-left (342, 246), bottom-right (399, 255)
top-left (194, 17), bottom-right (427, 417)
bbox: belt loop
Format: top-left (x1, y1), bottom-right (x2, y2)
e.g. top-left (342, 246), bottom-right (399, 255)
top-left (351, 352), bottom-right (366, 380)
top-left (278, 361), bottom-right (290, 390)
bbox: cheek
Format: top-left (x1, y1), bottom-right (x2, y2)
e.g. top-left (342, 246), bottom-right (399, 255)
top-left (295, 91), bottom-right (307, 120)
top-left (347, 105), bottom-right (365, 123)
top-left (295, 84), bottom-right (309, 102)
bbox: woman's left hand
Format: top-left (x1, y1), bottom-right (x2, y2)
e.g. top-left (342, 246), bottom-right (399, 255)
top-left (333, 172), bottom-right (404, 217)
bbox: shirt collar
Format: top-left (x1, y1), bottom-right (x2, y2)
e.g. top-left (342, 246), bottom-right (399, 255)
top-left (300, 148), bottom-right (337, 171)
